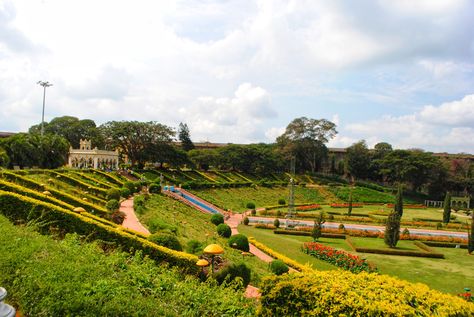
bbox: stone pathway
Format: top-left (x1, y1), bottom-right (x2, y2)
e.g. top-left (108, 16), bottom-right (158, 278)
top-left (120, 197), bottom-right (150, 235)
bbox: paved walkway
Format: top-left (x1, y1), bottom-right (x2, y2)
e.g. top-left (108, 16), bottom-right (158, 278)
top-left (120, 197), bottom-right (150, 235)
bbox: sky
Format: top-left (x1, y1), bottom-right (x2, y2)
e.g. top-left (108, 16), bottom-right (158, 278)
top-left (0, 0), bottom-right (473, 153)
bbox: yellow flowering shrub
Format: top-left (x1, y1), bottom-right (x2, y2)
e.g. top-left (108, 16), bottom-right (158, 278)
top-left (258, 271), bottom-right (474, 316)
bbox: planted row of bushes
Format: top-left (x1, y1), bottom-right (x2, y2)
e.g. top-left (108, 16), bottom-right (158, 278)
top-left (258, 271), bottom-right (474, 316)
top-left (0, 190), bottom-right (199, 272)
top-left (0, 171), bottom-right (109, 215)
top-left (44, 170), bottom-right (108, 198)
top-left (181, 181), bottom-right (253, 189)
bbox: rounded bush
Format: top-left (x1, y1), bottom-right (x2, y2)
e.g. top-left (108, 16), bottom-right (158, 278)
top-left (228, 234), bottom-right (249, 252)
top-left (338, 223), bottom-right (345, 231)
top-left (120, 187), bottom-right (131, 198)
top-left (278, 198), bottom-right (286, 205)
top-left (251, 209), bottom-right (256, 216)
top-left (106, 188), bottom-right (121, 201)
top-left (111, 210), bottom-right (126, 224)
top-left (106, 199), bottom-right (120, 212)
top-left (273, 219), bottom-right (280, 228)
top-left (186, 240), bottom-right (203, 254)
top-left (216, 223), bottom-right (232, 238)
top-left (149, 233), bottom-right (182, 251)
top-left (213, 262), bottom-right (251, 288)
top-left (210, 213), bottom-right (224, 226)
top-left (269, 260), bottom-right (289, 275)
top-left (243, 216), bottom-right (249, 226)
top-left (149, 183), bottom-right (161, 194)
top-left (246, 202), bottom-right (256, 209)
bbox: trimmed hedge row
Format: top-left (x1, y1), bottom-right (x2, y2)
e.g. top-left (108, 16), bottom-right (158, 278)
top-left (91, 169), bottom-right (126, 186)
top-left (44, 170), bottom-right (107, 198)
top-left (422, 241), bottom-right (468, 249)
top-left (258, 271), bottom-right (474, 316)
top-left (0, 190), bottom-right (199, 272)
top-left (67, 171), bottom-right (115, 189)
top-left (0, 171), bottom-right (108, 215)
top-left (345, 236), bottom-right (445, 259)
top-left (248, 237), bottom-right (313, 273)
top-left (273, 229), bottom-right (346, 239)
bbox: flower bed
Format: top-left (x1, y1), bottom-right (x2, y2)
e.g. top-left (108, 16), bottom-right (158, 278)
top-left (302, 242), bottom-right (376, 273)
top-left (330, 203), bottom-right (363, 208)
top-left (296, 204), bottom-right (321, 211)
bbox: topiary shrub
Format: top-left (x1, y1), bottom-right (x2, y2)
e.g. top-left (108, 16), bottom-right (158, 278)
top-left (149, 183), bottom-right (161, 194)
top-left (106, 188), bottom-right (121, 201)
top-left (243, 216), bottom-right (249, 226)
top-left (186, 240), bottom-right (203, 254)
top-left (228, 234), bottom-right (249, 252)
top-left (213, 262), bottom-right (251, 288)
top-left (278, 198), bottom-right (286, 205)
top-left (124, 181), bottom-right (136, 193)
top-left (149, 233), bottom-right (182, 251)
top-left (120, 187), bottom-right (131, 198)
top-left (251, 209), bottom-right (256, 216)
top-left (111, 210), bottom-right (126, 224)
top-left (210, 213), bottom-right (224, 226)
top-left (216, 223), bottom-right (232, 238)
top-left (106, 199), bottom-right (120, 212)
top-left (148, 218), bottom-right (178, 235)
top-left (269, 260), bottom-right (289, 275)
top-left (246, 202), bottom-right (256, 209)
top-left (273, 219), bottom-right (280, 228)
top-left (338, 223), bottom-right (345, 231)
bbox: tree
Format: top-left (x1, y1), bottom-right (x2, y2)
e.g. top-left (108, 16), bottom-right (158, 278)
top-left (347, 188), bottom-right (353, 216)
top-left (384, 185), bottom-right (402, 248)
top-left (277, 117), bottom-right (337, 173)
top-left (0, 147), bottom-right (9, 167)
top-left (99, 121), bottom-right (175, 167)
top-left (468, 211), bottom-right (474, 254)
top-left (443, 192), bottom-right (452, 224)
top-left (346, 140), bottom-right (371, 180)
top-left (178, 122), bottom-right (194, 151)
top-left (312, 212), bottom-right (326, 241)
top-left (188, 149), bottom-right (218, 170)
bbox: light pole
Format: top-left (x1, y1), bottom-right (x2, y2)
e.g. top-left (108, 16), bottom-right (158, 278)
top-left (37, 81), bottom-right (53, 136)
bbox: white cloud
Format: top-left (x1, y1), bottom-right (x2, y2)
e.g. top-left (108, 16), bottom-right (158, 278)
top-left (419, 94), bottom-right (474, 126)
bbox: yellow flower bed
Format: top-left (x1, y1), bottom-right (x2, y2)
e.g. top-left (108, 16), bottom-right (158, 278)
top-left (259, 271), bottom-right (474, 316)
top-left (248, 237), bottom-right (314, 273)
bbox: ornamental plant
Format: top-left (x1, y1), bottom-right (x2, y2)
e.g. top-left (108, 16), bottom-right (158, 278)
top-left (243, 216), bottom-right (249, 225)
top-left (469, 211), bottom-right (474, 254)
top-left (216, 223), bottom-right (232, 238)
top-left (269, 260), bottom-right (289, 275)
top-left (302, 242), bottom-right (376, 273)
top-left (210, 213), bottom-right (224, 226)
top-left (106, 199), bottom-right (120, 212)
top-left (273, 218), bottom-right (280, 228)
top-left (443, 192), bottom-right (452, 224)
top-left (228, 234), bottom-right (249, 252)
top-left (106, 188), bottom-right (121, 201)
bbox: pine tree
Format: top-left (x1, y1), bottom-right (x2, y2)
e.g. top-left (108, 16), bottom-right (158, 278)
top-left (468, 211), bottom-right (474, 254)
top-left (442, 192), bottom-right (451, 224)
top-left (347, 188), bottom-right (353, 216)
top-left (384, 185), bottom-right (402, 248)
top-left (178, 122), bottom-right (194, 151)
top-left (312, 212), bottom-right (326, 241)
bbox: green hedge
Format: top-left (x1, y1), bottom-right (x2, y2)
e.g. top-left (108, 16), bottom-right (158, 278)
top-left (91, 169), bottom-right (125, 186)
top-left (66, 171), bottom-right (115, 189)
top-left (273, 230), bottom-right (346, 239)
top-left (0, 171), bottom-right (108, 216)
top-left (44, 170), bottom-right (107, 198)
top-left (422, 241), bottom-right (468, 249)
top-left (0, 190), bottom-right (199, 272)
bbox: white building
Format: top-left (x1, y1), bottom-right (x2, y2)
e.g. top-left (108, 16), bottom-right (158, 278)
top-left (68, 139), bottom-right (119, 169)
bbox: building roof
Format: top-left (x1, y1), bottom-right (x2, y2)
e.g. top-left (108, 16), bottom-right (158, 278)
top-left (0, 132), bottom-right (16, 138)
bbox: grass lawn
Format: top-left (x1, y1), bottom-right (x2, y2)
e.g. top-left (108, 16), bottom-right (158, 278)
top-left (238, 225), bottom-right (474, 294)
top-left (191, 186), bottom-right (325, 212)
top-left (138, 194), bottom-right (271, 286)
top-left (350, 237), bottom-right (422, 251)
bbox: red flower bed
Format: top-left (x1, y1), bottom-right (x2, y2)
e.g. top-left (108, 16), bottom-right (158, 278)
top-left (296, 204), bottom-right (321, 211)
top-left (330, 203), bottom-right (363, 208)
top-left (302, 242), bottom-right (376, 273)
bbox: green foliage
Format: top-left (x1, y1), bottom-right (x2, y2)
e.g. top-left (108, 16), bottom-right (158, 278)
top-left (246, 202), bottom-right (256, 209)
top-left (228, 234), bottom-right (249, 252)
top-left (106, 188), bottom-right (121, 201)
top-left (186, 240), bottom-right (203, 254)
top-left (443, 192), bottom-right (452, 224)
top-left (105, 199), bottom-right (119, 212)
top-left (216, 223), bottom-right (232, 238)
top-left (273, 218), bottom-right (280, 228)
top-left (120, 187), bottom-right (131, 198)
top-left (269, 260), bottom-right (289, 275)
top-left (278, 198), bottom-right (286, 205)
top-left (124, 181), bottom-right (138, 193)
top-left (147, 218), bottom-right (178, 235)
top-left (149, 233), bottom-right (183, 251)
top-left (469, 212), bottom-right (474, 254)
top-left (178, 122), bottom-right (195, 151)
top-left (311, 212), bottom-right (325, 241)
top-left (210, 213), bottom-right (224, 226)
top-left (328, 186), bottom-right (396, 203)
top-left (346, 140), bottom-right (371, 179)
top-left (0, 147), bottom-right (9, 167)
top-left (348, 188), bottom-right (353, 216)
top-left (148, 182), bottom-right (161, 194)
top-left (213, 262), bottom-right (251, 288)
top-left (384, 211), bottom-right (401, 248)
top-left (133, 195), bottom-right (146, 210)
top-left (0, 216), bottom-right (255, 316)
top-left (395, 184), bottom-right (404, 217)
top-left (243, 216), bottom-right (249, 225)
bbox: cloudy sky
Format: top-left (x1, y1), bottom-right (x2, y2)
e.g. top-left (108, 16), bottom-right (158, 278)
top-left (1, 0), bottom-right (473, 153)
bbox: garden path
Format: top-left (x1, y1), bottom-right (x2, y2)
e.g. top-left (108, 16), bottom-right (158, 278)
top-left (120, 197), bottom-right (150, 235)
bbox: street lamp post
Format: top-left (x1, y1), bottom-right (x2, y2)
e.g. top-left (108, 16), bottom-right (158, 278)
top-left (37, 81), bottom-right (53, 136)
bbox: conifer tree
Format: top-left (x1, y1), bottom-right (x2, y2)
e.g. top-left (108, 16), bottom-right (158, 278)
top-left (384, 185), bottom-right (402, 248)
top-left (312, 212), bottom-right (326, 241)
top-left (442, 192), bottom-right (452, 224)
top-left (178, 122), bottom-right (194, 151)
top-left (347, 188), bottom-right (353, 216)
top-left (468, 212), bottom-right (474, 254)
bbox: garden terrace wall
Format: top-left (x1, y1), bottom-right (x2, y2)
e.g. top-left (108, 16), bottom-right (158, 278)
top-left (345, 236), bottom-right (445, 259)
top-left (0, 171), bottom-right (108, 215)
top-left (0, 191), bottom-right (198, 272)
top-left (258, 271), bottom-right (474, 316)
